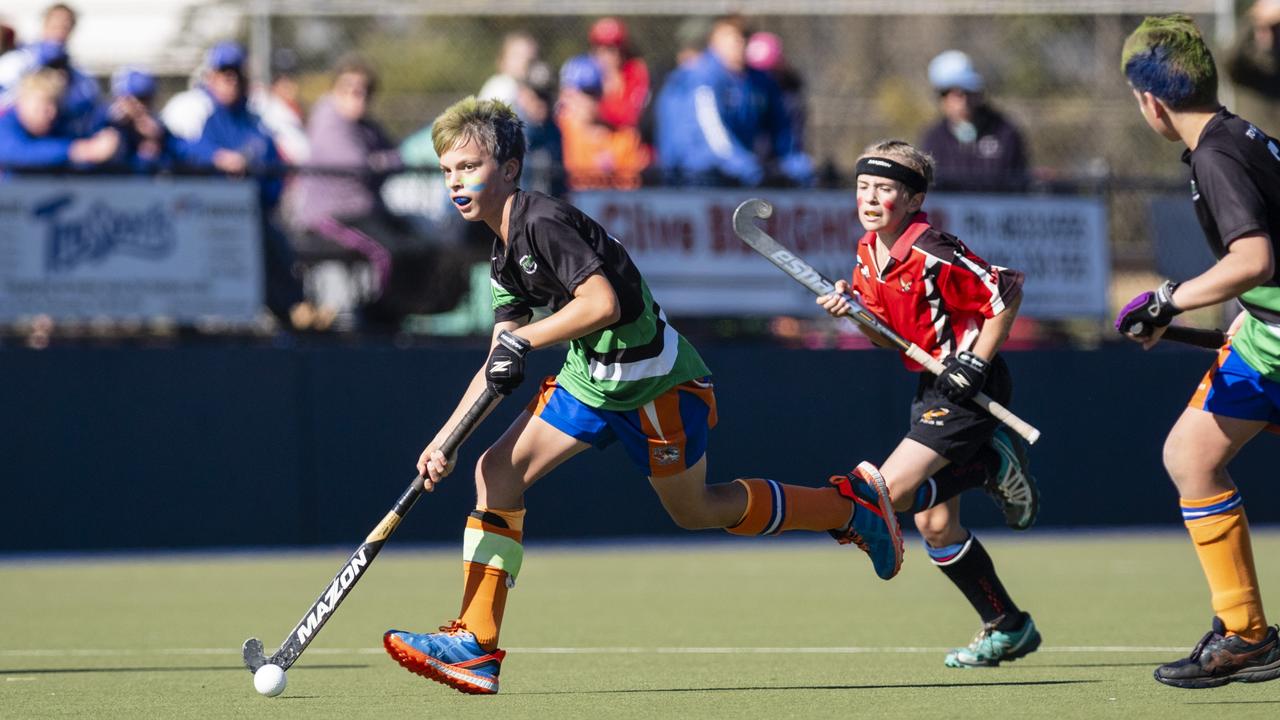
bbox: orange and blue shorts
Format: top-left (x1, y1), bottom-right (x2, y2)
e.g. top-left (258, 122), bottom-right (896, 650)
top-left (1189, 344), bottom-right (1280, 432)
top-left (526, 376), bottom-right (718, 478)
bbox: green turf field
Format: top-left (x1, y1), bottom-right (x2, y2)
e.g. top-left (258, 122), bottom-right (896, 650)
top-left (4, 532), bottom-right (1280, 719)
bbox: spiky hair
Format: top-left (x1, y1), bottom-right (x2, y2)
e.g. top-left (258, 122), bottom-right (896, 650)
top-left (1121, 14), bottom-right (1218, 110)
top-left (431, 96), bottom-right (526, 170)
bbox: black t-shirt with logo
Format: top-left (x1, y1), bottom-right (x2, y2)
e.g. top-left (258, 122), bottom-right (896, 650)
top-left (489, 189), bottom-right (709, 410)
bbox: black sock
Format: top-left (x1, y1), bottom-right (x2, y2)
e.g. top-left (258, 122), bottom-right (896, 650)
top-left (906, 445), bottom-right (996, 513)
top-left (928, 532), bottom-right (1024, 630)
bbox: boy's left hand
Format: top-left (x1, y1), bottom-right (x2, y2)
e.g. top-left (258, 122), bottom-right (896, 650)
top-left (938, 350), bottom-right (990, 403)
top-left (485, 330), bottom-right (532, 395)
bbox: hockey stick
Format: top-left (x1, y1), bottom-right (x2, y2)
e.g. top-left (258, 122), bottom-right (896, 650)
top-left (732, 198), bottom-right (1041, 445)
top-left (242, 386), bottom-right (503, 673)
top-left (1129, 323), bottom-right (1226, 350)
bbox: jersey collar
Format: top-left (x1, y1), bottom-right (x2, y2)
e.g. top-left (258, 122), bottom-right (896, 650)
top-left (858, 212), bottom-right (932, 264)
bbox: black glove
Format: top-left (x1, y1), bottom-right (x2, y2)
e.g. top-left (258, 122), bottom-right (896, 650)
top-left (485, 330), bottom-right (531, 395)
top-left (1115, 280), bottom-right (1182, 337)
top-left (938, 350), bottom-right (990, 404)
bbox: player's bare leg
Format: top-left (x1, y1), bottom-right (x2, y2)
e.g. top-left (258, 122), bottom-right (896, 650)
top-left (916, 498), bottom-right (1041, 668)
top-left (650, 457), bottom-right (903, 580)
top-left (878, 438), bottom-right (949, 511)
top-left (385, 411), bottom-right (589, 694)
top-left (1155, 407), bottom-right (1280, 688)
top-left (648, 457), bottom-right (746, 529)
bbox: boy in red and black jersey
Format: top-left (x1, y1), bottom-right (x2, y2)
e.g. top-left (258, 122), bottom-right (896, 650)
top-left (819, 140), bottom-right (1041, 668)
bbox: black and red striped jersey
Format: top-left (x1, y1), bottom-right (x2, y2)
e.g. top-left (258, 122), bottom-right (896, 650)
top-left (851, 213), bottom-right (1023, 372)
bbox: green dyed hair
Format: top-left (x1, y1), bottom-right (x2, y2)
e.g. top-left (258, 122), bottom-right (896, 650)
top-left (431, 96), bottom-right (526, 171)
top-left (1120, 14), bottom-right (1218, 110)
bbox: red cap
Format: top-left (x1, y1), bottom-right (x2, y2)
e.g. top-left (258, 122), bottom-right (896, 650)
top-left (589, 17), bottom-right (627, 47)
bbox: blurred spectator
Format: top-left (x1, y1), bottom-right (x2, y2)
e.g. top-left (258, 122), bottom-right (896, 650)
top-left (479, 31), bottom-right (539, 108)
top-left (655, 15), bottom-right (813, 187)
top-left (106, 67), bottom-right (185, 171)
top-left (251, 48), bottom-right (309, 165)
top-left (919, 50), bottom-right (1029, 192)
top-left (587, 17), bottom-right (650, 130)
top-left (515, 60), bottom-right (564, 196)
top-left (557, 55), bottom-right (650, 190)
top-left (161, 41), bottom-right (309, 328)
top-left (1, 23), bottom-right (16, 55)
top-left (746, 31), bottom-right (808, 158)
top-left (0, 5), bottom-right (101, 138)
top-left (0, 68), bottom-right (117, 169)
top-left (673, 17), bottom-right (712, 69)
top-left (292, 54), bottom-right (471, 329)
top-left (1225, 1), bottom-right (1280, 101)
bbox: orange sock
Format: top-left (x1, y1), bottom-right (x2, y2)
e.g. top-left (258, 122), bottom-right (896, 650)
top-left (458, 507), bottom-right (525, 651)
top-left (726, 478), bottom-right (852, 536)
top-left (1182, 490), bottom-right (1268, 642)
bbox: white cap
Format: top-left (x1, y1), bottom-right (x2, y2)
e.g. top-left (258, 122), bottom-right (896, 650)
top-left (928, 50), bottom-right (984, 93)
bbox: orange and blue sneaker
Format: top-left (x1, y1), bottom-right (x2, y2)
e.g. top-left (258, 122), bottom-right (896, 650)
top-left (828, 461), bottom-right (904, 580)
top-left (384, 622), bottom-right (505, 695)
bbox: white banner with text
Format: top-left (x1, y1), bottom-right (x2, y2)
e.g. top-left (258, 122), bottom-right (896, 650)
top-left (0, 178), bottom-right (263, 324)
top-left (573, 189), bottom-right (1109, 318)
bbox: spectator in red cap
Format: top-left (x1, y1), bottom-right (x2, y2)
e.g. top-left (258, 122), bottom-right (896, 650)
top-left (587, 17), bottom-right (649, 130)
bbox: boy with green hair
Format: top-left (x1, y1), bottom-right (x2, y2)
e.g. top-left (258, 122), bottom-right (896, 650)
top-left (380, 96), bottom-right (905, 695)
top-left (1117, 14), bottom-right (1280, 688)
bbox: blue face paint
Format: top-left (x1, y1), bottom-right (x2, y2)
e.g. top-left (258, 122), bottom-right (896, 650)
top-left (462, 175), bottom-right (485, 192)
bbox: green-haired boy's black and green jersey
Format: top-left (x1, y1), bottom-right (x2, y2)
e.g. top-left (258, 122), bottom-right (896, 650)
top-left (490, 190), bottom-right (709, 410)
top-left (1186, 109), bottom-right (1280, 380)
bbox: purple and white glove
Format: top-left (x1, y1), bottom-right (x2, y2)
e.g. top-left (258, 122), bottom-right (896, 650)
top-left (1115, 280), bottom-right (1182, 338)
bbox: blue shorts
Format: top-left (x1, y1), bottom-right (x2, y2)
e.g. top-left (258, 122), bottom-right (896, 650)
top-left (526, 376), bottom-right (717, 477)
top-left (1190, 345), bottom-right (1280, 431)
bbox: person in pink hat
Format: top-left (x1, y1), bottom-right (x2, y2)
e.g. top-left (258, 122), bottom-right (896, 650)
top-left (746, 31), bottom-right (808, 159)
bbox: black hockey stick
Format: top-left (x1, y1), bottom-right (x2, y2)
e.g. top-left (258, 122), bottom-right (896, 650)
top-left (732, 198), bottom-right (1041, 445)
top-left (1128, 322), bottom-right (1226, 350)
top-left (242, 386), bottom-right (503, 673)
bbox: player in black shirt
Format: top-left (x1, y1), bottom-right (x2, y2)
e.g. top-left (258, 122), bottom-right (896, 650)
top-left (1117, 14), bottom-right (1280, 688)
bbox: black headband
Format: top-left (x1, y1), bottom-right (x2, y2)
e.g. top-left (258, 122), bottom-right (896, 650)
top-left (855, 157), bottom-right (927, 194)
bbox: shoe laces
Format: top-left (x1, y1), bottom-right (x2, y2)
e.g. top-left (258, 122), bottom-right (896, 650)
top-left (438, 620), bottom-right (471, 636)
top-left (830, 525), bottom-right (871, 553)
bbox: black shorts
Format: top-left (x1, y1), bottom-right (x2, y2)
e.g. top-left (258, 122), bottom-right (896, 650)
top-left (905, 354), bottom-right (1012, 465)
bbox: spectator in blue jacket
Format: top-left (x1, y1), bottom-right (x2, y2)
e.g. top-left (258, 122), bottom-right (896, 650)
top-left (0, 68), bottom-right (117, 170)
top-left (655, 15), bottom-right (813, 187)
top-left (106, 67), bottom-right (185, 171)
top-left (161, 41), bottom-right (307, 327)
top-left (0, 5), bottom-right (102, 138)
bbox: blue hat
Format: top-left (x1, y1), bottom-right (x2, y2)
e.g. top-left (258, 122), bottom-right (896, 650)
top-left (559, 55), bottom-right (602, 96)
top-left (112, 67), bottom-right (156, 99)
top-left (32, 40), bottom-right (68, 69)
top-left (206, 41), bottom-right (246, 71)
top-left (928, 50), bottom-right (984, 93)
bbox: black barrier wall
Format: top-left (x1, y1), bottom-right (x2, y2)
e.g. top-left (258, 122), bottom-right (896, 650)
top-left (2, 344), bottom-right (1275, 552)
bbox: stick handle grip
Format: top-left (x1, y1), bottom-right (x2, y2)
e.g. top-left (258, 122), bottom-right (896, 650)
top-left (903, 345), bottom-right (1041, 445)
top-left (1160, 325), bottom-right (1227, 350)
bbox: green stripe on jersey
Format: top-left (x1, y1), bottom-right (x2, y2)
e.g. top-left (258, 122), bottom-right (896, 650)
top-left (554, 280), bottom-right (710, 410)
top-left (1232, 312), bottom-right (1280, 382)
top-left (491, 278), bottom-right (521, 311)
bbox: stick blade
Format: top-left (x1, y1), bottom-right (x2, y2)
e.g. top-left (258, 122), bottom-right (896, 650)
top-left (242, 637), bottom-right (267, 672)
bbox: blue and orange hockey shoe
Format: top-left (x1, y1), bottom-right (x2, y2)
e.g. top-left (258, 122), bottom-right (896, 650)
top-left (384, 622), bottom-right (506, 695)
top-left (828, 461), bottom-right (904, 580)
